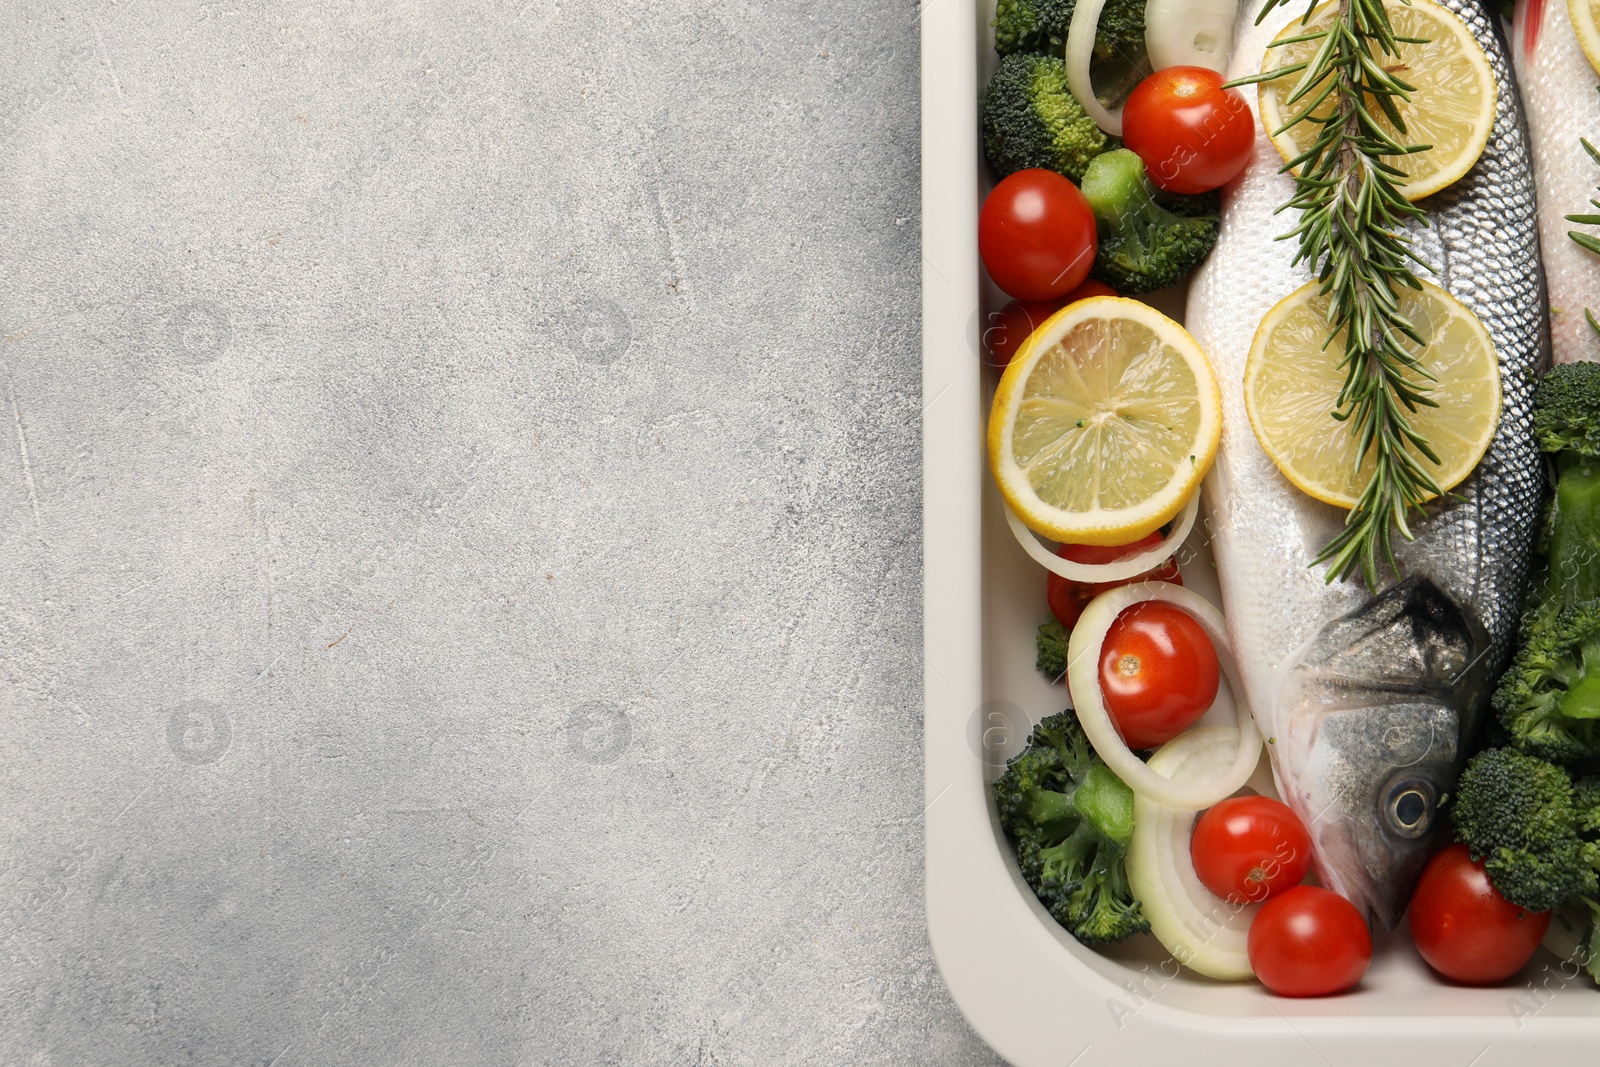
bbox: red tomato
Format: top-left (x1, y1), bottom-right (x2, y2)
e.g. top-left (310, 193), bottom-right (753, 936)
top-left (1097, 601), bottom-right (1218, 749)
top-left (978, 169), bottom-right (1098, 300)
top-left (1408, 843), bottom-right (1551, 984)
top-left (1249, 886), bottom-right (1373, 997)
top-left (1191, 796), bottom-right (1313, 905)
top-left (1061, 279), bottom-right (1117, 302)
top-left (983, 281), bottom-right (1119, 370)
top-left (1122, 67), bottom-right (1254, 195)
top-left (983, 299), bottom-right (1064, 371)
top-left (1046, 532), bottom-right (1180, 630)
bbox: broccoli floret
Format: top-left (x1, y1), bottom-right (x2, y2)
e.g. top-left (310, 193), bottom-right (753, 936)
top-left (993, 0), bottom-right (1146, 63)
top-left (1036, 619), bottom-right (1069, 680)
top-left (993, 0), bottom-right (1076, 56)
top-left (993, 709), bottom-right (1148, 944)
top-left (1079, 149), bottom-right (1219, 294)
top-left (1453, 748), bottom-right (1599, 912)
top-left (1453, 750), bottom-right (1600, 981)
top-left (1577, 775), bottom-right (1600, 834)
top-left (1535, 362), bottom-right (1600, 461)
top-left (994, 711), bottom-right (1081, 827)
top-left (1528, 363), bottom-right (1600, 610)
top-left (1494, 600), bottom-right (1600, 766)
top-left (1091, 0), bottom-right (1146, 63)
top-left (982, 53), bottom-right (1108, 182)
top-left (1559, 768), bottom-right (1600, 981)
top-left (1495, 367), bottom-right (1600, 765)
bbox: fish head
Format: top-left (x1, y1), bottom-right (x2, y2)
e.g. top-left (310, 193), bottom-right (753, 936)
top-left (1289, 702), bottom-right (1462, 929)
top-left (1273, 577), bottom-right (1492, 930)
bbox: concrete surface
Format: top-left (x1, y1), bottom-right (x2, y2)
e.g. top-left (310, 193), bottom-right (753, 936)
top-left (0, 2), bottom-right (1004, 1063)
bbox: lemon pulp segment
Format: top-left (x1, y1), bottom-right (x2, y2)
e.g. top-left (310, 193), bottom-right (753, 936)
top-left (1244, 280), bottom-right (1501, 508)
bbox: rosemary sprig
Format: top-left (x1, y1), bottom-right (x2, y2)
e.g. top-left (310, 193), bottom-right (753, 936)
top-left (1230, 0), bottom-right (1439, 587)
top-left (1568, 98), bottom-right (1600, 340)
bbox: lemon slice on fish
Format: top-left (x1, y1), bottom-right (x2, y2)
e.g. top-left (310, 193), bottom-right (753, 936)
top-left (1571, 0), bottom-right (1600, 78)
top-left (1257, 0), bottom-right (1496, 201)
top-left (1243, 280), bottom-right (1501, 510)
top-left (988, 297), bottom-right (1222, 545)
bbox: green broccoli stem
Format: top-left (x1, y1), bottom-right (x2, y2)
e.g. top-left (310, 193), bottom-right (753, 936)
top-left (1026, 787), bottom-right (1075, 829)
top-left (1038, 821), bottom-right (1100, 882)
top-left (1078, 763), bottom-right (1135, 848)
top-left (1547, 464), bottom-right (1600, 610)
top-left (1580, 896), bottom-right (1600, 983)
top-left (1564, 685), bottom-right (1600, 727)
top-left (1078, 149), bottom-right (1219, 293)
top-left (1084, 150), bottom-right (1163, 231)
top-left (1023, 764), bottom-right (1135, 848)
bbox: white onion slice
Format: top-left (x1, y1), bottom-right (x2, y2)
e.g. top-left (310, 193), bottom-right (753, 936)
top-left (1066, 0), bottom-right (1124, 135)
top-left (1066, 582), bottom-right (1261, 809)
top-left (1143, 0), bottom-right (1238, 74)
top-left (1003, 493), bottom-right (1198, 583)
top-left (1126, 726), bottom-right (1261, 979)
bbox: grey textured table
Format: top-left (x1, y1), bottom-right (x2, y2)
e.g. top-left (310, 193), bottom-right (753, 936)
top-left (1, 2), bottom-right (1005, 1064)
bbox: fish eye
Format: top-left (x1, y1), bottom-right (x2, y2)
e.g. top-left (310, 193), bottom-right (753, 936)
top-left (1384, 778), bottom-right (1436, 838)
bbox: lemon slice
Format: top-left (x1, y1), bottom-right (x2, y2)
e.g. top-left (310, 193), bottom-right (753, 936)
top-left (988, 296), bottom-right (1222, 545)
top-left (1243, 280), bottom-right (1501, 509)
top-left (1571, 0), bottom-right (1600, 78)
top-left (1258, 0), bottom-right (1496, 201)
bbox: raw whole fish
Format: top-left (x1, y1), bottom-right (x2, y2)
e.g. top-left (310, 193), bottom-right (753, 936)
top-left (1185, 0), bottom-right (1546, 929)
top-left (1514, 0), bottom-right (1600, 364)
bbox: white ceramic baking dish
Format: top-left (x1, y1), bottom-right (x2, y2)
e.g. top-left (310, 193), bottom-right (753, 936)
top-left (920, 2), bottom-right (1600, 1062)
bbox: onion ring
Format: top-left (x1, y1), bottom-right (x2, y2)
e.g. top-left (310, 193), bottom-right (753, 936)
top-left (1143, 0), bottom-right (1238, 74)
top-left (1065, 582), bottom-right (1261, 809)
top-left (1066, 0), bottom-right (1124, 135)
top-left (1003, 492), bottom-right (1198, 583)
top-left (1125, 726), bottom-right (1262, 979)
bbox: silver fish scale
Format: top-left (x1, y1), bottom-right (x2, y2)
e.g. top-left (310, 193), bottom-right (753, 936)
top-left (1393, 0), bottom-right (1546, 672)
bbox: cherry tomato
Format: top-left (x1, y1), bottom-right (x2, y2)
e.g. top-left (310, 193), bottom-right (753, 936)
top-left (1062, 279), bottom-right (1118, 301)
top-left (1408, 843), bottom-right (1551, 984)
top-left (982, 281), bottom-right (1118, 370)
top-left (978, 169), bottom-right (1098, 301)
top-left (1046, 531), bottom-right (1180, 630)
top-left (983, 299), bottom-right (1064, 371)
top-left (1248, 886), bottom-right (1373, 997)
top-left (1191, 796), bottom-right (1313, 905)
top-left (1097, 601), bottom-right (1218, 749)
top-left (1122, 66), bottom-right (1254, 195)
